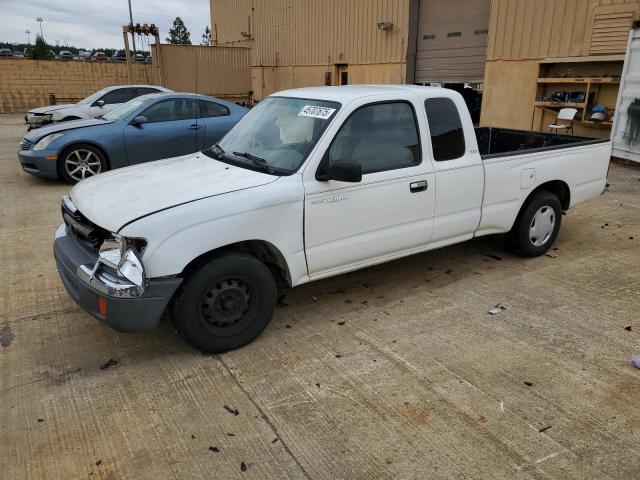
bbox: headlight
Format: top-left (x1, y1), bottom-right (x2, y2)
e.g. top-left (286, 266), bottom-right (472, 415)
top-left (28, 113), bottom-right (52, 124)
top-left (100, 234), bottom-right (147, 256)
top-left (34, 132), bottom-right (64, 151)
top-left (97, 234), bottom-right (147, 288)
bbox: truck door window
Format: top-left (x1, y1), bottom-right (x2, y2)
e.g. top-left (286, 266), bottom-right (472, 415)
top-left (328, 102), bottom-right (420, 174)
top-left (424, 97), bottom-right (465, 161)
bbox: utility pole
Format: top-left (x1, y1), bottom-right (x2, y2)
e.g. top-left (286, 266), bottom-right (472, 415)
top-left (127, 0), bottom-right (136, 53)
top-left (36, 17), bottom-right (43, 37)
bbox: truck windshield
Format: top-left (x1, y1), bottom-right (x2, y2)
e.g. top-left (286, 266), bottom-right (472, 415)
top-left (207, 97), bottom-right (341, 174)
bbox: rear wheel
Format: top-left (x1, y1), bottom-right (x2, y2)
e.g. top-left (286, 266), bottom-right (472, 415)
top-left (507, 191), bottom-right (562, 257)
top-left (171, 252), bottom-right (277, 353)
top-left (58, 144), bottom-right (107, 183)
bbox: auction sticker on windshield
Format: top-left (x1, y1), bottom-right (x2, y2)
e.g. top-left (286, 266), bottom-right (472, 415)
top-left (298, 105), bottom-right (336, 120)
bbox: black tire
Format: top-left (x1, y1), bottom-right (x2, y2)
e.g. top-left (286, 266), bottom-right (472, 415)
top-left (507, 191), bottom-right (562, 257)
top-left (171, 252), bottom-right (277, 353)
top-left (58, 143), bottom-right (107, 184)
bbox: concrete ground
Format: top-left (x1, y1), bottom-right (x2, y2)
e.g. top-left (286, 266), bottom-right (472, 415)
top-left (1, 113), bottom-right (639, 480)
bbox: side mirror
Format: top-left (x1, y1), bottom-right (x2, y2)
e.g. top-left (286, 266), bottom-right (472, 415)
top-left (323, 160), bottom-right (362, 183)
top-left (95, 99), bottom-right (105, 107)
top-left (131, 115), bottom-right (148, 126)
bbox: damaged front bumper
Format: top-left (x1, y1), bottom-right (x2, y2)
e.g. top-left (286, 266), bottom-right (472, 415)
top-left (53, 223), bottom-right (182, 332)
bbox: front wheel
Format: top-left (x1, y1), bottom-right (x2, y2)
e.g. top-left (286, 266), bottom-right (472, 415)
top-left (58, 144), bottom-right (107, 183)
top-left (171, 252), bottom-right (277, 353)
top-left (507, 191), bottom-right (562, 257)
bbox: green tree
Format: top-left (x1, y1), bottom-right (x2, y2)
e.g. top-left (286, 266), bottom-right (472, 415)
top-left (201, 26), bottom-right (212, 45)
top-left (166, 17), bottom-right (192, 44)
top-left (28, 34), bottom-right (53, 60)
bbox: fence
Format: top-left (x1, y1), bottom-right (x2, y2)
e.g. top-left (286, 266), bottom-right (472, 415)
top-left (0, 58), bottom-right (154, 113)
top-left (152, 44), bottom-right (252, 102)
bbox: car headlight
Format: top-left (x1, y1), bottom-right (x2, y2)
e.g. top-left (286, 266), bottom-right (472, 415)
top-left (98, 234), bottom-right (148, 287)
top-left (34, 132), bottom-right (64, 151)
top-left (28, 113), bottom-right (52, 124)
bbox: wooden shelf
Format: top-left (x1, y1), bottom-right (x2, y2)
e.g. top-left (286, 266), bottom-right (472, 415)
top-left (534, 101), bottom-right (587, 108)
top-left (536, 77), bottom-right (620, 84)
top-left (580, 120), bottom-right (613, 127)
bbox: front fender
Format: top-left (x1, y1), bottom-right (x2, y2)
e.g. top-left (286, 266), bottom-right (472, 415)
top-left (118, 175), bottom-right (309, 286)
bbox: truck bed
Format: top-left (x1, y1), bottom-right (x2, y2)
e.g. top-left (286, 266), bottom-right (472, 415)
top-left (475, 127), bottom-right (609, 159)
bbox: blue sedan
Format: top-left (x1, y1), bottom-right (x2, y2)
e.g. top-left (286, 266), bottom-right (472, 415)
top-left (18, 92), bottom-right (247, 183)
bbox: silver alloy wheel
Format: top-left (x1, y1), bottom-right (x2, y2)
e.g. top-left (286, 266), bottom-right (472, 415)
top-left (529, 206), bottom-right (555, 247)
top-left (64, 149), bottom-right (102, 181)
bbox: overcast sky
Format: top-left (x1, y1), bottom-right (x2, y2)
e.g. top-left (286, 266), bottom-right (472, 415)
top-left (2, 0), bottom-right (211, 49)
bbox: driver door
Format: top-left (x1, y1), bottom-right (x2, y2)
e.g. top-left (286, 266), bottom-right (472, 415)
top-left (303, 97), bottom-right (436, 277)
top-left (124, 98), bottom-right (200, 165)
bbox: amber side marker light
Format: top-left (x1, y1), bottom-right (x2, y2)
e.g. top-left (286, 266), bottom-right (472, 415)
top-left (45, 155), bottom-right (57, 160)
top-left (98, 297), bottom-right (108, 316)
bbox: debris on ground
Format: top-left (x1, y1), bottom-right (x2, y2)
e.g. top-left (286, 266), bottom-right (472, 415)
top-left (95, 460), bottom-right (102, 466)
top-left (485, 253), bottom-right (503, 261)
top-left (99, 359), bottom-right (118, 370)
top-left (208, 446), bottom-right (220, 453)
top-left (37, 418), bottom-right (44, 422)
top-left (625, 326), bottom-right (632, 331)
top-left (538, 425), bottom-right (552, 433)
top-left (285, 324), bottom-right (292, 329)
top-left (345, 299), bottom-right (353, 304)
top-left (315, 383), bottom-right (320, 388)
top-left (335, 354), bottom-right (343, 359)
top-left (545, 252), bottom-right (559, 258)
top-left (0, 326), bottom-right (14, 347)
top-left (337, 321), bottom-right (345, 326)
top-left (271, 438), bottom-right (278, 443)
top-left (240, 461), bottom-right (247, 472)
top-left (499, 401), bottom-right (504, 413)
top-left (524, 381), bottom-right (534, 387)
top-left (632, 356), bottom-right (640, 369)
top-left (226, 433), bottom-right (235, 437)
top-left (488, 304), bottom-right (507, 315)
top-left (191, 434), bottom-right (196, 439)
top-left (223, 405), bottom-right (239, 416)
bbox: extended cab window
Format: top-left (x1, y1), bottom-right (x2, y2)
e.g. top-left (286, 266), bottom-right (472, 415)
top-left (143, 98), bottom-right (197, 123)
top-left (424, 97), bottom-right (465, 161)
top-left (328, 102), bottom-right (420, 174)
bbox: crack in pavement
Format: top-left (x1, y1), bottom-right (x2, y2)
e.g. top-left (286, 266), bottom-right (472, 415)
top-left (217, 355), bottom-right (312, 480)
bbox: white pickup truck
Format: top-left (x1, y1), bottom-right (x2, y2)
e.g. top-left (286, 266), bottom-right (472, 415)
top-left (53, 85), bottom-right (611, 352)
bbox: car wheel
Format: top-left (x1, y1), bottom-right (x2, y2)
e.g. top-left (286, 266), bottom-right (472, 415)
top-left (507, 191), bottom-right (562, 257)
top-left (171, 252), bottom-right (277, 353)
top-left (58, 144), bottom-right (107, 184)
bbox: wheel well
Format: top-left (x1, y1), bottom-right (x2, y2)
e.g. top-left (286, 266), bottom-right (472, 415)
top-left (58, 142), bottom-right (111, 170)
top-left (523, 180), bottom-right (570, 211)
top-left (180, 240), bottom-right (292, 289)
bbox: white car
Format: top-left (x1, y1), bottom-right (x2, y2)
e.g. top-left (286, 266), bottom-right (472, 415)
top-left (53, 85), bottom-right (611, 353)
top-left (25, 85), bottom-right (172, 129)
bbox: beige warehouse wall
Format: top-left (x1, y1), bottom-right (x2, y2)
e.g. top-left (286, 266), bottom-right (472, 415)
top-left (480, 60), bottom-right (540, 130)
top-left (152, 44), bottom-right (252, 100)
top-left (487, 0), bottom-right (640, 60)
top-left (211, 0), bottom-right (410, 66)
top-left (251, 63), bottom-right (406, 98)
top-left (0, 58), bottom-right (154, 114)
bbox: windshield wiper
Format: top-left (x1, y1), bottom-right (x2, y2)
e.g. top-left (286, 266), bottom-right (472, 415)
top-left (232, 151), bottom-right (275, 174)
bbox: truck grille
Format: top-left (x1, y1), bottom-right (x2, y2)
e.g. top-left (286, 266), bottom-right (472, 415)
top-left (20, 138), bottom-right (34, 150)
top-left (61, 196), bottom-right (110, 251)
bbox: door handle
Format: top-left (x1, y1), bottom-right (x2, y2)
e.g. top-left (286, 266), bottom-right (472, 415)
top-left (189, 124), bottom-right (202, 130)
top-left (410, 180), bottom-right (428, 193)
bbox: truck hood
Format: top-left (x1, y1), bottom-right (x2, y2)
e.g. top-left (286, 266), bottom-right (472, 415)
top-left (24, 118), bottom-right (114, 142)
top-left (70, 152), bottom-right (278, 233)
top-left (28, 104), bottom-right (77, 114)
